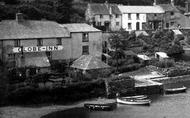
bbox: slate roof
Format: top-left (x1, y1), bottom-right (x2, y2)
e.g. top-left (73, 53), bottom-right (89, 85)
top-left (89, 3), bottom-right (121, 15)
top-left (118, 5), bottom-right (164, 14)
top-left (0, 20), bottom-right (70, 40)
top-left (60, 23), bottom-right (101, 32)
top-left (158, 4), bottom-right (179, 12)
top-left (71, 55), bottom-right (110, 70)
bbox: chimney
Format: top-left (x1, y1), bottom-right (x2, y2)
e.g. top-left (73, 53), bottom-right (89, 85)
top-left (16, 13), bottom-right (24, 23)
top-left (171, 0), bottom-right (174, 6)
top-left (105, 1), bottom-right (109, 9)
top-left (153, 0), bottom-right (157, 6)
top-left (185, 1), bottom-right (190, 13)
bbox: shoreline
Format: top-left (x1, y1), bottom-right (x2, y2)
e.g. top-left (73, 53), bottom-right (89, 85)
top-left (0, 98), bottom-right (115, 118)
top-left (0, 101), bottom-right (86, 118)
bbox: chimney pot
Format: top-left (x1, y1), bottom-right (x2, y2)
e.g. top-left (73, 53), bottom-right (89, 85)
top-left (16, 13), bottom-right (24, 23)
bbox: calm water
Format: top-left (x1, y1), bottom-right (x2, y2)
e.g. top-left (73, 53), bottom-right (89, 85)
top-left (42, 80), bottom-right (190, 118)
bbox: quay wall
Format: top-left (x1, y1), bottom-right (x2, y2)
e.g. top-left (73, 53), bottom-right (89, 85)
top-left (152, 75), bottom-right (190, 84)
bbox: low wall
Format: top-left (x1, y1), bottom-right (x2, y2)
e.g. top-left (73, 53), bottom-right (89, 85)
top-left (152, 75), bottom-right (190, 84)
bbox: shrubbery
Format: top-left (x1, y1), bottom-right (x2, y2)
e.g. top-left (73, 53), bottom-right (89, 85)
top-left (5, 79), bottom-right (106, 105)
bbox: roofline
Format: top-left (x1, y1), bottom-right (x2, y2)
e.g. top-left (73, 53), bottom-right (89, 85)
top-left (122, 12), bottom-right (165, 14)
top-left (70, 31), bottom-right (102, 33)
top-left (0, 36), bottom-right (71, 40)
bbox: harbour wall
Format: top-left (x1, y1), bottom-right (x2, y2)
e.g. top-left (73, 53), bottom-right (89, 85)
top-left (152, 75), bottom-right (190, 84)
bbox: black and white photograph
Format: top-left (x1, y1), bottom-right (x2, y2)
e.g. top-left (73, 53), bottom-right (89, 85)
top-left (0, 0), bottom-right (190, 118)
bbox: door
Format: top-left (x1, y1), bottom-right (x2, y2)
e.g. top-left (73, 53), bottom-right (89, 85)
top-left (136, 22), bottom-right (140, 30)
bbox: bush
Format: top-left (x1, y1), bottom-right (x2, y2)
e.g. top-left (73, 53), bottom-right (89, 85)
top-left (154, 60), bottom-right (174, 68)
top-left (117, 63), bottom-right (142, 73)
top-left (5, 80), bottom-right (106, 105)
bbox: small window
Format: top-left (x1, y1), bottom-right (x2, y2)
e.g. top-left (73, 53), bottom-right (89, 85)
top-left (128, 13), bottom-right (131, 20)
top-left (57, 38), bottom-right (62, 45)
top-left (110, 15), bottom-right (112, 19)
top-left (166, 23), bottom-right (169, 28)
top-left (14, 40), bottom-right (20, 47)
top-left (154, 14), bottom-right (157, 16)
top-left (116, 14), bottom-right (119, 18)
top-left (82, 33), bottom-right (89, 42)
top-left (82, 45), bottom-right (89, 55)
top-left (170, 22), bottom-right (174, 26)
top-left (171, 12), bottom-right (174, 15)
top-left (128, 23), bottom-right (132, 29)
top-left (37, 39), bottom-right (43, 46)
top-left (136, 13), bottom-right (140, 20)
top-left (100, 14), bottom-right (103, 18)
top-left (97, 22), bottom-right (101, 26)
top-left (116, 22), bottom-right (119, 26)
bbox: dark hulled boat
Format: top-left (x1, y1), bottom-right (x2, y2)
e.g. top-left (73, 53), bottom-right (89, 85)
top-left (165, 86), bottom-right (187, 94)
top-left (84, 99), bottom-right (117, 111)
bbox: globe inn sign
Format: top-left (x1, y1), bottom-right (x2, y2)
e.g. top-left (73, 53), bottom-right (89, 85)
top-left (12, 45), bottom-right (64, 53)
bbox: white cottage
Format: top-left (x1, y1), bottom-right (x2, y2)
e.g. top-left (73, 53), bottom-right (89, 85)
top-left (118, 5), bottom-right (164, 31)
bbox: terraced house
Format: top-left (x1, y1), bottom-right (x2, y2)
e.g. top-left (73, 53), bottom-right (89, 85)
top-left (0, 13), bottom-right (102, 75)
top-left (85, 1), bottom-right (122, 31)
top-left (118, 4), bottom-right (165, 31)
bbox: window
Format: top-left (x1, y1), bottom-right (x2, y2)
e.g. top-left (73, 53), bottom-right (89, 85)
top-left (97, 22), bottom-right (101, 26)
top-left (166, 23), bottom-right (169, 28)
top-left (154, 14), bottom-right (157, 16)
top-left (171, 12), bottom-right (174, 15)
top-left (100, 14), bottom-right (103, 18)
top-left (82, 33), bottom-right (89, 42)
top-left (128, 23), bottom-right (132, 29)
top-left (82, 45), bottom-right (89, 55)
top-left (128, 13), bottom-right (131, 20)
top-left (57, 38), bottom-right (62, 45)
top-left (110, 15), bottom-right (112, 19)
top-left (136, 13), bottom-right (140, 20)
top-left (116, 22), bottom-right (119, 26)
top-left (170, 22), bottom-right (174, 26)
top-left (116, 14), bottom-right (119, 18)
top-left (37, 39), bottom-right (43, 46)
top-left (14, 40), bottom-right (20, 47)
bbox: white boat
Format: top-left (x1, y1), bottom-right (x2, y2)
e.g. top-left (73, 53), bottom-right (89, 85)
top-left (116, 98), bottom-right (151, 106)
top-left (121, 95), bottom-right (147, 100)
top-left (165, 86), bottom-right (187, 94)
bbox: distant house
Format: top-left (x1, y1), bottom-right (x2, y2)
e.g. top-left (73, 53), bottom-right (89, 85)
top-left (158, 0), bottom-right (182, 29)
top-left (118, 5), bottom-right (164, 31)
top-left (137, 54), bottom-right (151, 65)
top-left (85, 1), bottom-right (122, 31)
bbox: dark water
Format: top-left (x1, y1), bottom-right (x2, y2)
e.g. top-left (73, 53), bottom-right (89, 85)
top-left (42, 80), bottom-right (190, 118)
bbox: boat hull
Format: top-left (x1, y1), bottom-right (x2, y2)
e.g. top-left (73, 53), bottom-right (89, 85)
top-left (84, 103), bottom-right (117, 111)
top-left (121, 95), bottom-right (147, 100)
top-left (165, 87), bottom-right (187, 94)
top-left (116, 98), bottom-right (151, 106)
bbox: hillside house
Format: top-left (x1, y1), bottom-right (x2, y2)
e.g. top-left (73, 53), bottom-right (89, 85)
top-left (118, 5), bottom-right (164, 31)
top-left (85, 2), bottom-right (122, 31)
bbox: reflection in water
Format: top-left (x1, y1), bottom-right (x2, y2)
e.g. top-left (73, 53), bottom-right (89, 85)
top-left (42, 80), bottom-right (190, 118)
top-left (41, 108), bottom-right (89, 118)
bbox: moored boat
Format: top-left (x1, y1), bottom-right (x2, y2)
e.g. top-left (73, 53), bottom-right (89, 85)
top-left (121, 95), bottom-right (147, 100)
top-left (84, 99), bottom-right (117, 111)
top-left (116, 98), bottom-right (151, 106)
top-left (165, 86), bottom-right (187, 94)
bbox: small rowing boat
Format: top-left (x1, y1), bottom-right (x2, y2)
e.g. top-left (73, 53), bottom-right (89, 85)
top-left (116, 98), bottom-right (151, 106)
top-left (84, 99), bottom-right (117, 111)
top-left (121, 95), bottom-right (147, 100)
top-left (165, 86), bottom-right (187, 94)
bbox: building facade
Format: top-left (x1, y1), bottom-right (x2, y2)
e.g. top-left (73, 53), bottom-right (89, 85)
top-left (118, 5), bottom-right (165, 31)
top-left (0, 13), bottom-right (102, 75)
top-left (85, 2), bottom-right (122, 31)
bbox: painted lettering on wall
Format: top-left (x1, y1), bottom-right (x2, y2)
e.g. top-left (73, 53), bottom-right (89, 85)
top-left (12, 46), bottom-right (63, 53)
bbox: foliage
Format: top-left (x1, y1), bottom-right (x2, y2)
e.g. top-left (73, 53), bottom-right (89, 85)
top-left (5, 79), bottom-right (105, 105)
top-left (141, 30), bottom-right (184, 56)
top-left (154, 60), bottom-right (175, 68)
